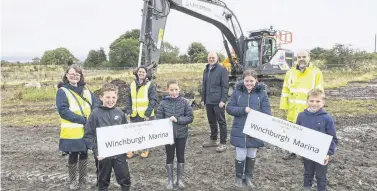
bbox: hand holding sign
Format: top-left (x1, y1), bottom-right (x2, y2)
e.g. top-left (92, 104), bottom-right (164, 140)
top-left (97, 156), bottom-right (105, 161)
top-left (242, 109), bottom-right (333, 165)
top-left (245, 107), bottom-right (251, 113)
top-left (324, 155), bottom-right (329, 165)
top-left (170, 116), bottom-right (177, 122)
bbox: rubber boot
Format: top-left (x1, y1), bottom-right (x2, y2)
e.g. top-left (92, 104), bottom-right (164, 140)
top-left (121, 184), bottom-right (131, 191)
top-left (176, 163), bottom-right (185, 189)
top-left (68, 163), bottom-right (79, 190)
top-left (166, 164), bottom-right (174, 190)
top-left (78, 159), bottom-right (88, 188)
top-left (235, 159), bottom-right (244, 188)
top-left (244, 157), bottom-right (256, 188)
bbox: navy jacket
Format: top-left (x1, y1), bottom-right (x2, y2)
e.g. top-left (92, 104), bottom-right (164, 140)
top-left (56, 82), bottom-right (98, 152)
top-left (84, 106), bottom-right (127, 157)
top-left (296, 108), bottom-right (338, 155)
top-left (226, 82), bottom-right (271, 148)
top-left (201, 63), bottom-right (229, 104)
top-left (156, 96), bottom-right (194, 139)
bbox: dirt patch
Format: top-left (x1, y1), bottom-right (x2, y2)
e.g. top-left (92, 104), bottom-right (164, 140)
top-left (2, 118), bottom-right (377, 191)
top-left (2, 79), bottom-right (377, 190)
top-left (326, 79), bottom-right (377, 99)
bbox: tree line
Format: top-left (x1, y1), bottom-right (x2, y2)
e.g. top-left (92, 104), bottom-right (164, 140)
top-left (2, 29), bottom-right (376, 67)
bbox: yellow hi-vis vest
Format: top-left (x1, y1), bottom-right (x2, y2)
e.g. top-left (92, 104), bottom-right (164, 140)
top-left (130, 81), bottom-right (154, 118)
top-left (279, 65), bottom-right (324, 123)
top-left (60, 87), bottom-right (92, 139)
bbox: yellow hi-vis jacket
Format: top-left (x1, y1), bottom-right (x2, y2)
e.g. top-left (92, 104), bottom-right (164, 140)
top-left (60, 87), bottom-right (92, 139)
top-left (130, 81), bottom-right (154, 118)
top-left (279, 65), bottom-right (324, 123)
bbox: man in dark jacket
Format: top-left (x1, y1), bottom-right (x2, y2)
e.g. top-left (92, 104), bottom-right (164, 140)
top-left (201, 51), bottom-right (229, 152)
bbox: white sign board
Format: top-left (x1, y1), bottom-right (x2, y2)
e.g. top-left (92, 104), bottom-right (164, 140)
top-left (97, 118), bottom-right (174, 158)
top-left (243, 110), bottom-right (333, 165)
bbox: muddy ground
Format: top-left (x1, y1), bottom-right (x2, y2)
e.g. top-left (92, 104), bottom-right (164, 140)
top-left (2, 80), bottom-right (377, 191)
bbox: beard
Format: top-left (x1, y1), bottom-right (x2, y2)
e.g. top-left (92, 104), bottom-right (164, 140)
top-left (298, 60), bottom-right (308, 70)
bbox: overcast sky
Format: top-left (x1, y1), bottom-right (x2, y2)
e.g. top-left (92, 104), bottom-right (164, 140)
top-left (1, 0), bottom-right (377, 61)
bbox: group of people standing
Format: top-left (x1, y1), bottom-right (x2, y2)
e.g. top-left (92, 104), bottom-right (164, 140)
top-left (55, 49), bottom-right (337, 191)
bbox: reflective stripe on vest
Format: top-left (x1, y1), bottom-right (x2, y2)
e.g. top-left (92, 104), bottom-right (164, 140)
top-left (59, 87), bottom-right (92, 139)
top-left (130, 81), bottom-right (154, 118)
top-left (285, 66), bottom-right (321, 122)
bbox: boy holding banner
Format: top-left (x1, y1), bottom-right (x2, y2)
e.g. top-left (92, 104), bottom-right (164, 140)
top-left (296, 88), bottom-right (338, 191)
top-left (156, 80), bottom-right (194, 190)
top-left (226, 70), bottom-right (271, 188)
top-left (84, 83), bottom-right (131, 191)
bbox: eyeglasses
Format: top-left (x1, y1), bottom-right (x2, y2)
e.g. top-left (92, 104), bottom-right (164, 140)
top-left (67, 73), bottom-right (81, 77)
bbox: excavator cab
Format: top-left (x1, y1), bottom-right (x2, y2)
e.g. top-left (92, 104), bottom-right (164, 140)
top-left (243, 27), bottom-right (294, 75)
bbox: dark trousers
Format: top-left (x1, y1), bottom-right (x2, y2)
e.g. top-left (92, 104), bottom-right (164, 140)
top-left (165, 138), bottom-right (187, 164)
top-left (303, 158), bottom-right (328, 191)
top-left (68, 152), bottom-right (88, 164)
top-left (97, 154), bottom-right (131, 190)
top-left (205, 104), bottom-right (227, 144)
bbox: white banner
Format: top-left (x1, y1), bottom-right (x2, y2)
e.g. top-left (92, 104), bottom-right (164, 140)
top-left (243, 110), bottom-right (333, 165)
top-left (97, 118), bottom-right (174, 158)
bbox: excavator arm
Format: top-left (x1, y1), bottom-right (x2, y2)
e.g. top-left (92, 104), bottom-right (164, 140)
top-left (138, 0), bottom-right (245, 79)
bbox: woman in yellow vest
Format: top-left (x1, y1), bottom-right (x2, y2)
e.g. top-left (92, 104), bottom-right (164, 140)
top-left (124, 66), bottom-right (157, 159)
top-left (56, 65), bottom-right (98, 190)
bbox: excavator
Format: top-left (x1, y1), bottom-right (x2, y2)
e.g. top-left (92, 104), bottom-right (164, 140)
top-left (137, 0), bottom-right (294, 97)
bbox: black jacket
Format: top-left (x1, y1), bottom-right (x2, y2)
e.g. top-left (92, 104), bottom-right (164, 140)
top-left (84, 106), bottom-right (127, 157)
top-left (201, 63), bottom-right (229, 104)
top-left (156, 96), bottom-right (194, 139)
top-left (125, 79), bottom-right (157, 118)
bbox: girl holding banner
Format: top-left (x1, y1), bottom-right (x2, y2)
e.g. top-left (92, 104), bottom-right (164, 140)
top-left (226, 69), bottom-right (271, 188)
top-left (156, 80), bottom-right (194, 190)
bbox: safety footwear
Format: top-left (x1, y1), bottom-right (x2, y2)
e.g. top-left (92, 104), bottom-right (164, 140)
top-left (244, 157), bottom-right (256, 188)
top-left (140, 150), bottom-right (149, 158)
top-left (235, 159), bottom-right (244, 188)
top-left (166, 164), bottom-right (174, 190)
top-left (121, 184), bottom-right (131, 191)
top-left (202, 140), bottom-right (218, 148)
top-left (68, 163), bottom-right (79, 190)
top-left (282, 152), bottom-right (296, 160)
top-left (78, 159), bottom-right (88, 188)
top-left (176, 163), bottom-right (185, 189)
top-left (215, 144), bottom-right (227, 153)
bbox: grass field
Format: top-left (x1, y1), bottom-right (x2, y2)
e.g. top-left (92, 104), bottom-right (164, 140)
top-left (2, 61), bottom-right (377, 127)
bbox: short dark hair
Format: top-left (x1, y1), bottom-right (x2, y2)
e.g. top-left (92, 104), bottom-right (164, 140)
top-left (62, 65), bottom-right (84, 84)
top-left (166, 80), bottom-right (179, 88)
top-left (100, 83), bottom-right (118, 96)
top-left (243, 69), bottom-right (258, 79)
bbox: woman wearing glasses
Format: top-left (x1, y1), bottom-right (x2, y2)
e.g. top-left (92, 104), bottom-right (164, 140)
top-left (56, 65), bottom-right (98, 190)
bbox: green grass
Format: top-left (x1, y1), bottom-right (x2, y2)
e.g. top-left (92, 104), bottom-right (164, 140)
top-left (12, 86), bottom-right (57, 102)
top-left (323, 70), bottom-right (377, 89)
top-left (2, 62), bottom-right (377, 127)
top-left (1, 113), bottom-right (60, 127)
top-left (325, 99), bottom-right (377, 117)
